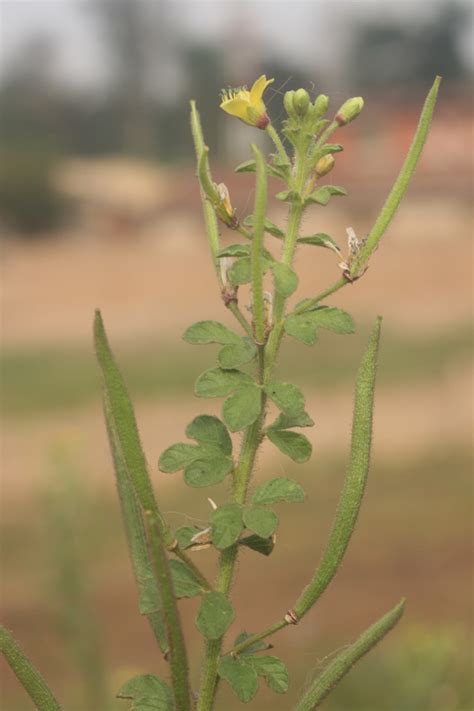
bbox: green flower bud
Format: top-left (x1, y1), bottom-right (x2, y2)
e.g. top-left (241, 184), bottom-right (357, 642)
top-left (284, 90), bottom-right (297, 118)
top-left (315, 154), bottom-right (335, 177)
top-left (313, 94), bottom-right (329, 117)
top-left (293, 88), bottom-right (310, 116)
top-left (335, 97), bottom-right (364, 126)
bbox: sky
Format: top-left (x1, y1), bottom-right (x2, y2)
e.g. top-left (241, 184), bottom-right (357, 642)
top-left (1, 0), bottom-right (473, 89)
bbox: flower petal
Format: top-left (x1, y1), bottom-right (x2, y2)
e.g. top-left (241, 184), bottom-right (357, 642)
top-left (250, 75), bottom-right (274, 105)
top-left (220, 97), bottom-right (252, 123)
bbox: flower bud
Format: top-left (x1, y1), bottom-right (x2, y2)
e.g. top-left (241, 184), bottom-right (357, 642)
top-left (315, 154), bottom-right (335, 177)
top-left (313, 94), bottom-right (329, 117)
top-left (284, 90), bottom-right (297, 118)
top-left (293, 88), bottom-right (310, 116)
top-left (335, 97), bottom-right (364, 126)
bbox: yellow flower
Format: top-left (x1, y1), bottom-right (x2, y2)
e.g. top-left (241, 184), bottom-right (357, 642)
top-left (220, 75), bottom-right (274, 129)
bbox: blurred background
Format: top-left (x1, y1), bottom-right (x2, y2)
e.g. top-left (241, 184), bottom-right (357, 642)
top-left (1, 1), bottom-right (472, 709)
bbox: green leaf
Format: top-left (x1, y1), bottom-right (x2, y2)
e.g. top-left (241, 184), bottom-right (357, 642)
top-left (233, 631), bottom-right (272, 655)
top-left (218, 338), bottom-right (257, 370)
top-left (159, 416), bottom-right (233, 486)
top-left (196, 592), bottom-right (235, 640)
top-left (217, 244), bottom-right (251, 258)
top-left (183, 320), bottom-right (240, 346)
top-left (239, 533), bottom-right (275, 556)
top-left (271, 411), bottom-right (314, 429)
top-left (218, 657), bottom-right (258, 703)
top-left (185, 415), bottom-right (232, 455)
top-left (266, 429), bottom-right (312, 463)
top-left (174, 526), bottom-right (201, 550)
top-left (228, 256), bottom-right (272, 286)
top-left (305, 185), bottom-right (347, 207)
top-left (251, 477), bottom-right (305, 505)
top-left (305, 187), bottom-right (331, 205)
top-left (195, 367), bottom-right (253, 398)
top-left (297, 233), bottom-right (341, 253)
top-left (317, 143), bottom-right (343, 156)
top-left (243, 506), bottom-right (278, 538)
top-left (131, 699), bottom-right (171, 711)
top-left (223, 383), bottom-right (262, 432)
top-left (211, 503), bottom-right (244, 550)
top-left (169, 560), bottom-right (204, 598)
top-left (228, 256), bottom-right (252, 285)
top-left (294, 599), bottom-right (405, 710)
top-left (117, 674), bottom-right (173, 707)
top-left (293, 318), bottom-right (382, 619)
top-left (285, 306), bottom-right (355, 346)
top-left (247, 655), bottom-right (289, 694)
top-left (324, 185), bottom-right (348, 196)
top-left (275, 189), bottom-right (300, 202)
top-left (265, 380), bottom-right (305, 417)
top-left (235, 159), bottom-right (257, 173)
top-left (271, 262), bottom-right (299, 297)
top-left (158, 443), bottom-right (201, 473)
top-left (183, 454), bottom-right (232, 487)
top-left (244, 215), bottom-right (285, 240)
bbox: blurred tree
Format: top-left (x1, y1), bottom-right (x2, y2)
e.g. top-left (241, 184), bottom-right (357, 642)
top-left (0, 35), bottom-right (69, 235)
top-left (88, 0), bottom-right (170, 155)
top-left (350, 2), bottom-right (469, 88)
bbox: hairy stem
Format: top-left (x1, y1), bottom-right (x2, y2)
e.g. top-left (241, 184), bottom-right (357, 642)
top-left (250, 144), bottom-right (268, 343)
top-left (266, 123), bottom-right (290, 164)
top-left (190, 100), bottom-right (220, 271)
top-left (0, 626), bottom-right (62, 711)
top-left (264, 146), bottom-right (307, 381)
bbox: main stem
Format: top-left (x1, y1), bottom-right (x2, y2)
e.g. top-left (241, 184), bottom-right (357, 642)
top-left (264, 145), bottom-right (307, 382)
top-left (198, 140), bottom-right (308, 711)
top-left (197, 412), bottom-right (266, 710)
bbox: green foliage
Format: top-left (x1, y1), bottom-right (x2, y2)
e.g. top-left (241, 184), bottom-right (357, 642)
top-left (117, 674), bottom-right (173, 710)
top-left (158, 415), bottom-right (233, 487)
top-left (266, 429), bottom-right (312, 462)
top-left (251, 477), bottom-right (305, 505)
top-left (169, 560), bottom-right (205, 598)
top-left (196, 592), bottom-right (235, 640)
top-left (222, 383), bottom-right (262, 432)
top-left (271, 262), bottom-right (299, 296)
top-left (265, 380), bottom-right (305, 417)
top-left (218, 654), bottom-right (289, 702)
top-left (243, 506), bottom-right (279, 538)
top-left (239, 534), bottom-right (275, 556)
top-left (183, 320), bottom-right (241, 346)
top-left (195, 367), bottom-right (253, 398)
top-left (297, 233), bottom-right (340, 253)
top-left (218, 656), bottom-right (259, 702)
top-left (211, 503), bottom-right (244, 550)
top-left (285, 306), bottom-right (355, 346)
